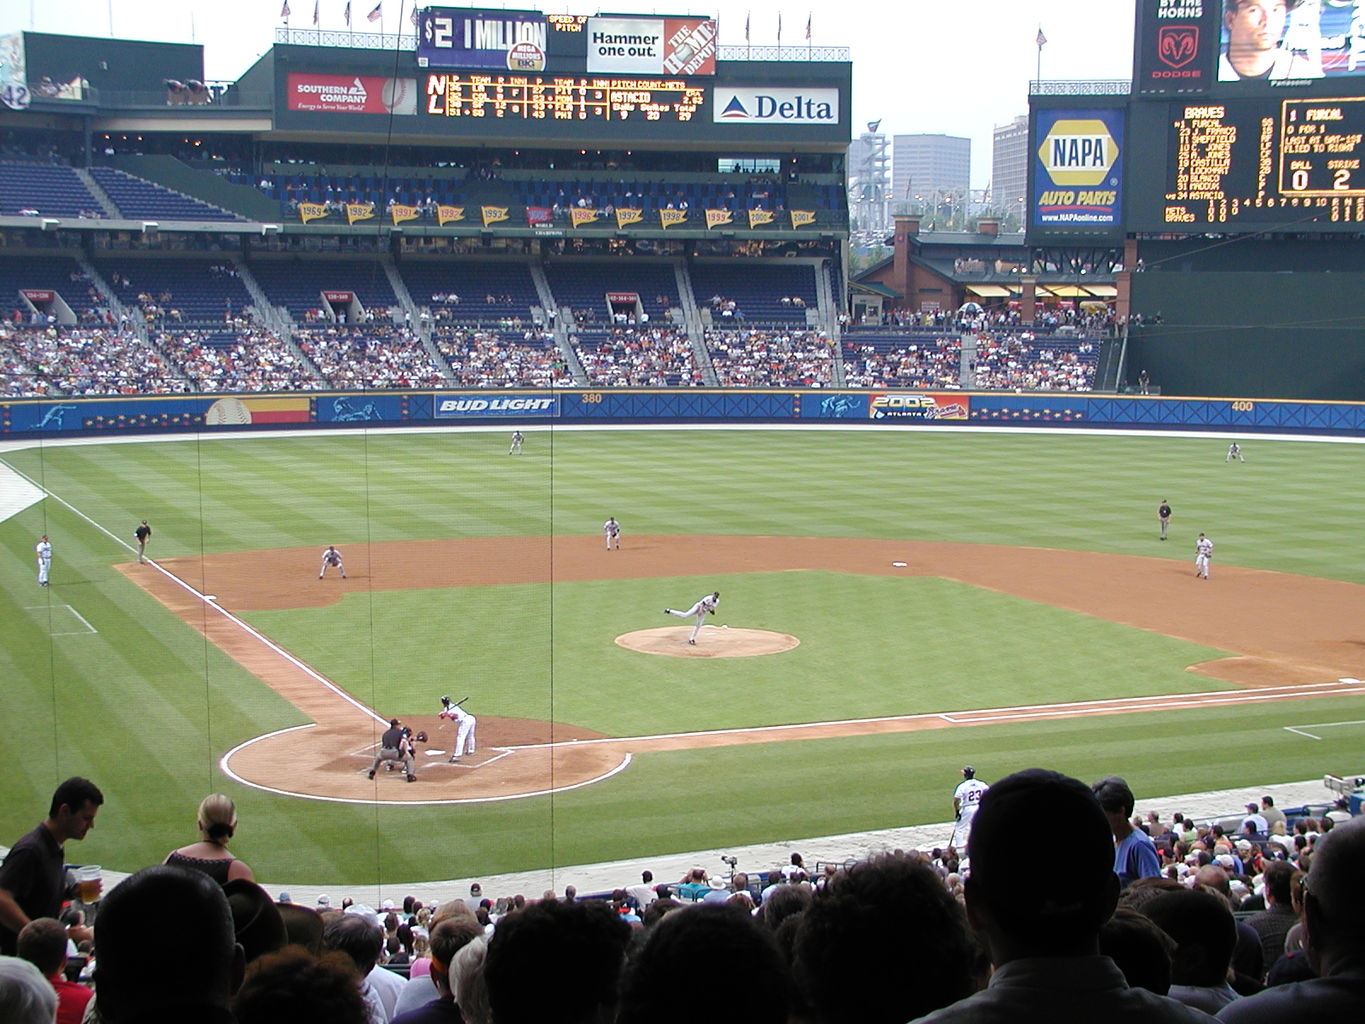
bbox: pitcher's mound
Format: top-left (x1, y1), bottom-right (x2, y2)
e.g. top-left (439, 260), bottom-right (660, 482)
top-left (616, 627), bottom-right (800, 658)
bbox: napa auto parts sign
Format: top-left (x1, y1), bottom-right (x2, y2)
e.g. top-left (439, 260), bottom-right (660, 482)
top-left (585, 16), bottom-right (716, 75)
top-left (286, 73), bottom-right (417, 114)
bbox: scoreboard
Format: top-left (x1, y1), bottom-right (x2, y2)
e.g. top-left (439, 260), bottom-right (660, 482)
top-left (1150, 96), bottom-right (1365, 231)
top-left (423, 73), bottom-right (705, 123)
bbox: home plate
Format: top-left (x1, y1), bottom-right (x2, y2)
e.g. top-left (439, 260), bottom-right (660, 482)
top-left (615, 627), bottom-right (800, 658)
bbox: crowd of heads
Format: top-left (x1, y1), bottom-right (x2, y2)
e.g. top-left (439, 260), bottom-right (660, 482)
top-left (4, 771), bottom-right (1358, 1024)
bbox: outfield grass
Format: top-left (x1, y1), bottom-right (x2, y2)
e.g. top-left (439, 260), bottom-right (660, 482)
top-left (2, 427), bottom-right (1363, 884)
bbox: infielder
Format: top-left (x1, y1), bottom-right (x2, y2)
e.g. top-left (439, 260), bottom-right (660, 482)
top-left (35, 534), bottom-right (52, 586)
top-left (439, 695), bottom-right (477, 762)
top-left (603, 516), bottom-right (621, 550)
top-left (951, 766), bottom-right (989, 853)
top-left (319, 545), bottom-right (346, 579)
top-left (134, 520), bottom-right (152, 563)
top-left (1226, 442), bottom-right (1244, 462)
top-left (1157, 499), bottom-right (1172, 541)
top-left (1195, 533), bottom-right (1214, 579)
top-left (509, 430), bottom-right (524, 455)
top-left (664, 591), bottom-right (721, 645)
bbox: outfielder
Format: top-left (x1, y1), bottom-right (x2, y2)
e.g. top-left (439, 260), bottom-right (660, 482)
top-left (951, 766), bottom-right (989, 853)
top-left (35, 534), bottom-right (52, 586)
top-left (1226, 442), bottom-right (1244, 462)
top-left (509, 430), bottom-right (524, 455)
top-left (664, 591), bottom-right (721, 645)
top-left (1195, 533), bottom-right (1214, 579)
top-left (603, 516), bottom-right (621, 550)
top-left (319, 545), bottom-right (346, 579)
top-left (439, 695), bottom-right (477, 762)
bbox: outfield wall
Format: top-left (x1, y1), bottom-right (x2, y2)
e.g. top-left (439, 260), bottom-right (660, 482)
top-left (5, 389), bottom-right (1365, 437)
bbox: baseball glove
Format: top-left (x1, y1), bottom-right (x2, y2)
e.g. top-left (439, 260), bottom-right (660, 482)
top-left (415, 731), bottom-right (428, 743)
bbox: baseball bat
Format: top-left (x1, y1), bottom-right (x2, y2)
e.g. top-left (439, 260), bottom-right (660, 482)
top-left (455, 696), bottom-right (469, 707)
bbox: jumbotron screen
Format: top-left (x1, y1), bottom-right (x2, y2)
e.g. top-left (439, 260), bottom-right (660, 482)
top-left (1128, 94), bottom-right (1365, 232)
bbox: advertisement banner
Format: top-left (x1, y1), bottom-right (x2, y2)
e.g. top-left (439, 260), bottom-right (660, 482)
top-left (713, 87), bottom-right (839, 126)
top-left (286, 73), bottom-right (417, 114)
top-left (585, 16), bottom-right (717, 76)
top-left (1134, 0), bottom-right (1219, 95)
top-left (867, 392), bottom-right (970, 421)
top-left (417, 8), bottom-right (548, 71)
top-left (433, 394), bottom-right (559, 419)
top-left (1032, 108), bottom-right (1124, 230)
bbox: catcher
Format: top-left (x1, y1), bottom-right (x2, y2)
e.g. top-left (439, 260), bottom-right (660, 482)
top-left (663, 590), bottom-right (721, 645)
top-left (439, 695), bottom-right (477, 763)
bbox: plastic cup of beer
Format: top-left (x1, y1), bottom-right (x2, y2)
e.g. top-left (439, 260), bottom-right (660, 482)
top-left (76, 865), bottom-right (102, 903)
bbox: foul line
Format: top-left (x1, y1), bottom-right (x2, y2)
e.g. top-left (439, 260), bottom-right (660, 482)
top-left (5, 461), bottom-right (386, 728)
top-left (1284, 719), bottom-right (1365, 741)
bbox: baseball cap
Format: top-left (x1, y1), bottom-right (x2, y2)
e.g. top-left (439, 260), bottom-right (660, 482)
top-left (316, 894), bottom-right (331, 907)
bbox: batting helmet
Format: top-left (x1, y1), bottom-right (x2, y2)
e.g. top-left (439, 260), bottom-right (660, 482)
top-left (441, 695), bottom-right (452, 707)
top-left (962, 766), bottom-right (975, 779)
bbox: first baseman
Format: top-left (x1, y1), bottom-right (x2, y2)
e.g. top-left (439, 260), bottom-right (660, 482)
top-left (35, 535), bottom-right (52, 586)
top-left (1195, 533), bottom-right (1214, 579)
top-left (319, 545), bottom-right (346, 579)
top-left (664, 591), bottom-right (721, 645)
top-left (603, 516), bottom-right (621, 550)
top-left (439, 695), bottom-right (477, 761)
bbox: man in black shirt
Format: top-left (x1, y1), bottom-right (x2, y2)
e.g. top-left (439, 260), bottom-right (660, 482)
top-left (368, 720), bottom-right (416, 782)
top-left (0, 777), bottom-right (104, 954)
top-left (134, 520), bottom-right (152, 564)
top-left (1158, 500), bottom-right (1172, 541)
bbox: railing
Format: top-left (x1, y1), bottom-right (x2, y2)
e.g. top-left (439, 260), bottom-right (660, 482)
top-left (1029, 79), bottom-right (1132, 96)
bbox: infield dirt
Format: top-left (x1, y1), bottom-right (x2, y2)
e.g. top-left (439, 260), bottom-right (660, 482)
top-left (117, 535), bottom-right (1365, 803)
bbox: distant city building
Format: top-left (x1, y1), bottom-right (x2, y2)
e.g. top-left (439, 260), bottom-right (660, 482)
top-left (992, 115), bottom-right (1029, 223)
top-left (892, 134), bottom-right (970, 217)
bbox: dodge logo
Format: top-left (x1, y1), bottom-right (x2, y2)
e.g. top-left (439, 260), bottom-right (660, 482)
top-left (1158, 26), bottom-right (1199, 69)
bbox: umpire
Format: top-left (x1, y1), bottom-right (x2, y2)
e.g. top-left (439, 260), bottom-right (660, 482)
top-left (134, 520), bottom-right (152, 563)
top-left (368, 720), bottom-right (416, 783)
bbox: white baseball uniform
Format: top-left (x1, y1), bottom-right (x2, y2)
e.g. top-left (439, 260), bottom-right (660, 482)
top-left (440, 702), bottom-right (477, 759)
top-left (1226, 443), bottom-right (1244, 462)
top-left (319, 546), bottom-right (346, 579)
top-left (1195, 536), bottom-right (1214, 579)
top-left (951, 778), bottom-right (989, 850)
top-left (36, 538), bottom-right (52, 585)
top-left (603, 518), bottom-right (621, 550)
top-left (665, 593), bottom-right (720, 643)
top-left (509, 431), bottom-right (524, 454)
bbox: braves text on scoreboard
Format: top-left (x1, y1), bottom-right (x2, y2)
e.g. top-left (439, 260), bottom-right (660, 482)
top-left (423, 73), bottom-right (705, 121)
top-left (1163, 96), bottom-right (1365, 228)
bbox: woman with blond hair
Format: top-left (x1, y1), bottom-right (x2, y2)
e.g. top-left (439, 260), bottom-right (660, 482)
top-left (163, 793), bottom-right (254, 884)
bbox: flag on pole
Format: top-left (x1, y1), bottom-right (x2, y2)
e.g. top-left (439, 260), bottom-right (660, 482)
top-left (410, 6), bottom-right (419, 26)
top-left (367, 2), bottom-right (382, 22)
top-left (744, 12), bottom-right (750, 42)
top-left (806, 14), bottom-right (812, 41)
top-left (777, 12), bottom-right (782, 45)
top-left (280, 1), bottom-right (291, 18)
top-left (312, 0), bottom-right (319, 26)
top-left (344, 1), bottom-right (352, 26)
top-left (1036, 27), bottom-right (1047, 48)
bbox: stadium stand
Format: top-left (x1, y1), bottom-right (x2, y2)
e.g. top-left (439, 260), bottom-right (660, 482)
top-left (0, 160), bottom-right (102, 219)
top-left (87, 166), bottom-right (245, 222)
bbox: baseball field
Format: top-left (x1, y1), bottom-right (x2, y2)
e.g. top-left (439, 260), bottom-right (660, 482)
top-left (3, 424), bottom-right (1364, 889)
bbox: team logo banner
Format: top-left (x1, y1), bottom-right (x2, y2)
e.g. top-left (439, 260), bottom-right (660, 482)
top-left (569, 208), bottom-right (600, 227)
top-left (525, 206), bottom-right (553, 225)
top-left (615, 208), bottom-right (644, 228)
top-left (436, 205), bottom-right (465, 225)
top-left (481, 205), bottom-right (510, 227)
top-left (789, 210), bottom-right (817, 229)
top-left (1134, 0), bottom-right (1218, 95)
top-left (417, 8), bottom-right (548, 71)
top-left (868, 392), bottom-right (969, 421)
top-left (705, 209), bottom-right (733, 229)
top-left (390, 204), bottom-right (420, 225)
top-left (585, 16), bottom-right (717, 75)
top-left (298, 202), bottom-right (330, 223)
top-left (345, 203), bottom-right (376, 225)
top-left (659, 209), bottom-right (687, 228)
top-left (748, 209), bottom-right (775, 228)
top-left (1031, 109), bottom-right (1125, 230)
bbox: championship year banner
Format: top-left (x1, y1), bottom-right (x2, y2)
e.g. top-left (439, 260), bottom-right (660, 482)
top-left (1032, 108), bottom-right (1125, 232)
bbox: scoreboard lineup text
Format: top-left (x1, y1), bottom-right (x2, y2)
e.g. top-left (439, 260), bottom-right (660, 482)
top-left (1163, 97), bottom-right (1365, 228)
top-left (424, 74), bottom-right (704, 121)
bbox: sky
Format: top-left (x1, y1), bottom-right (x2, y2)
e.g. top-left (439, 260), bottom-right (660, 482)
top-left (5, 0), bottom-right (1139, 190)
